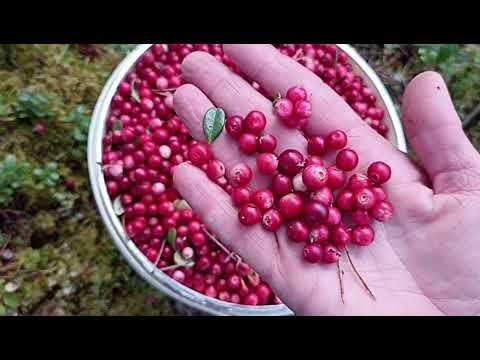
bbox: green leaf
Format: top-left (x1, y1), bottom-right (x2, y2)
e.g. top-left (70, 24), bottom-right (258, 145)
top-left (112, 121), bottom-right (122, 131)
top-left (166, 228), bottom-right (177, 249)
top-left (203, 107), bottom-right (226, 144)
top-left (173, 251), bottom-right (194, 267)
top-left (0, 304), bottom-right (6, 316)
top-left (3, 293), bottom-right (19, 309)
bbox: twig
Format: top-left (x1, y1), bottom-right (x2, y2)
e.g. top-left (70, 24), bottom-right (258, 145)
top-left (463, 102), bottom-right (480, 130)
top-left (337, 260), bottom-right (345, 304)
top-left (153, 238), bottom-right (167, 269)
top-left (201, 226), bottom-right (233, 256)
top-left (345, 247), bottom-right (376, 301)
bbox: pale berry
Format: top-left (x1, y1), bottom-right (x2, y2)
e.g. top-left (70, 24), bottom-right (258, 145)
top-left (274, 98), bottom-right (294, 121)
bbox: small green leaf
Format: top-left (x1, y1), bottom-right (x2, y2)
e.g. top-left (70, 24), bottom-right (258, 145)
top-left (3, 293), bottom-right (19, 309)
top-left (167, 228), bottom-right (177, 249)
top-left (0, 304), bottom-right (6, 316)
top-left (173, 251), bottom-right (194, 267)
top-left (112, 121), bottom-right (123, 131)
top-left (203, 107), bottom-right (225, 144)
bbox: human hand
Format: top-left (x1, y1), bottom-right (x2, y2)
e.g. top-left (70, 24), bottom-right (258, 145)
top-left (172, 44), bottom-right (480, 316)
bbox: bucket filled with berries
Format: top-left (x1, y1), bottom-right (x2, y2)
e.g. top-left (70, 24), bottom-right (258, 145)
top-left (88, 44), bottom-right (407, 316)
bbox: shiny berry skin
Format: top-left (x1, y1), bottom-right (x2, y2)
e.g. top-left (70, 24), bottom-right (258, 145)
top-left (238, 203), bottom-right (262, 226)
top-left (307, 136), bottom-right (326, 156)
top-left (367, 161), bottom-right (392, 185)
top-left (371, 187), bottom-right (387, 202)
top-left (278, 193), bottom-right (305, 220)
top-left (326, 130), bottom-right (347, 150)
top-left (225, 115), bottom-right (244, 139)
top-left (352, 225), bottom-right (375, 246)
top-left (336, 149), bottom-right (359, 172)
top-left (274, 98), bottom-right (294, 121)
top-left (303, 243), bottom-right (323, 263)
top-left (293, 100), bottom-right (312, 119)
top-left (326, 207), bottom-right (342, 227)
top-left (244, 111), bottom-right (267, 135)
top-left (286, 86), bottom-right (307, 103)
top-left (352, 209), bottom-right (372, 226)
top-left (305, 155), bottom-right (324, 167)
top-left (227, 274), bottom-right (241, 290)
top-left (262, 209), bottom-right (283, 232)
top-left (326, 166), bottom-right (346, 190)
top-left (271, 174), bottom-right (293, 196)
top-left (278, 149), bottom-right (304, 176)
top-left (256, 153), bottom-right (278, 175)
top-left (370, 201), bottom-right (394, 222)
top-left (336, 190), bottom-right (355, 211)
top-left (309, 225), bottom-right (330, 244)
top-left (302, 165), bottom-right (328, 191)
top-left (188, 143), bottom-right (211, 166)
top-left (354, 187), bottom-right (376, 210)
top-left (230, 163), bottom-right (253, 187)
top-left (257, 134), bottom-right (277, 153)
top-left (287, 221), bottom-right (310, 243)
top-left (243, 293), bottom-right (259, 306)
top-left (348, 174), bottom-right (371, 191)
top-left (310, 186), bottom-right (333, 207)
top-left (322, 245), bottom-right (341, 264)
top-left (251, 189), bottom-right (274, 211)
top-left (304, 201), bottom-right (328, 225)
top-left (238, 133), bottom-right (258, 155)
top-left (231, 187), bottom-right (252, 207)
top-left (206, 159), bottom-right (225, 181)
top-left (331, 225), bottom-right (352, 248)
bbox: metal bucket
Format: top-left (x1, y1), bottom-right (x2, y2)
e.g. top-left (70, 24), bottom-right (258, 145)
top-left (87, 44), bottom-right (407, 316)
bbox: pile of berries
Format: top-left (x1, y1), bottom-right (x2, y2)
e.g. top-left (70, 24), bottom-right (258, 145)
top-left (102, 44), bottom-right (391, 306)
top-left (221, 86), bottom-right (394, 264)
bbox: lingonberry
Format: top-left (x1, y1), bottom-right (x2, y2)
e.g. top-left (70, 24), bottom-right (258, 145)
top-left (352, 209), bottom-right (372, 226)
top-left (287, 221), bottom-right (310, 243)
top-left (371, 187), bottom-right (387, 202)
top-left (278, 193), bottom-right (304, 220)
top-left (255, 284), bottom-right (272, 305)
top-left (367, 161), bottom-right (392, 185)
top-left (326, 207), bottom-right (342, 227)
top-left (188, 143), bottom-right (211, 166)
top-left (352, 225), bottom-right (375, 246)
top-left (326, 166), bottom-right (346, 190)
top-left (225, 115), bottom-right (244, 139)
top-left (304, 201), bottom-right (328, 225)
top-left (243, 293), bottom-right (259, 306)
top-left (230, 163), bottom-right (253, 187)
top-left (238, 203), bottom-right (262, 226)
top-left (278, 149), bottom-right (304, 176)
top-left (286, 86), bottom-right (307, 103)
top-left (262, 209), bottom-right (283, 232)
top-left (309, 225), bottom-right (330, 244)
top-left (307, 136), bottom-right (326, 156)
top-left (331, 224), bottom-right (352, 248)
top-left (244, 111), bottom-right (267, 135)
top-left (302, 164), bottom-right (328, 191)
top-left (206, 159), bottom-right (226, 181)
top-left (256, 153), bottom-right (278, 175)
top-left (354, 187), bottom-right (376, 210)
top-left (322, 245), bottom-right (341, 264)
top-left (326, 130), bottom-right (347, 150)
top-left (348, 174), bottom-right (371, 191)
top-left (251, 189), bottom-right (274, 212)
top-left (274, 98), bottom-right (294, 122)
top-left (293, 100), bottom-right (312, 120)
top-left (370, 201), bottom-right (394, 222)
top-left (310, 186), bottom-right (333, 207)
top-left (257, 134), bottom-right (277, 153)
top-left (336, 149), bottom-right (359, 172)
top-left (271, 174), bottom-right (293, 196)
top-left (231, 187), bottom-right (252, 207)
top-left (303, 243), bottom-right (323, 263)
top-left (238, 133), bottom-right (258, 155)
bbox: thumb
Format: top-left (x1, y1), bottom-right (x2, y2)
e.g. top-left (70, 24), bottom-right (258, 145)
top-left (401, 71), bottom-right (480, 194)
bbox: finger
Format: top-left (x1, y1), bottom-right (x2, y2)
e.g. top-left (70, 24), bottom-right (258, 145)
top-left (181, 51), bottom-right (308, 156)
top-left (174, 84), bottom-right (271, 190)
top-left (223, 44), bottom-right (423, 186)
top-left (172, 162), bottom-right (281, 284)
top-left (402, 71), bottom-right (480, 194)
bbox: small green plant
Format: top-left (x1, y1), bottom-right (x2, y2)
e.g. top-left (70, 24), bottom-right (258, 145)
top-left (110, 44), bottom-right (137, 55)
top-left (0, 155), bottom-right (31, 206)
top-left (15, 89), bottom-right (56, 120)
top-left (0, 95), bottom-right (14, 122)
top-left (32, 162), bottom-right (60, 190)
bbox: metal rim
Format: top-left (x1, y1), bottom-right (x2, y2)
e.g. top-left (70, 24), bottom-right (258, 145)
top-left (88, 44), bottom-right (407, 316)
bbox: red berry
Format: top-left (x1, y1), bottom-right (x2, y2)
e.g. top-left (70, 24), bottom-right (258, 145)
top-left (287, 220), bottom-right (310, 243)
top-left (274, 98), bottom-right (294, 122)
top-left (278, 149), bottom-right (304, 176)
top-left (371, 187), bottom-right (387, 202)
top-left (230, 163), bottom-right (253, 188)
top-left (331, 224), bottom-right (352, 247)
top-left (251, 189), bottom-right (274, 212)
top-left (354, 187), bottom-right (376, 210)
top-left (336, 149), bottom-right (359, 172)
top-left (262, 209), bottom-right (283, 232)
top-left (307, 136), bottom-right (326, 156)
top-left (304, 201), bottom-right (328, 225)
top-left (286, 86), bottom-right (307, 103)
top-left (256, 153), bottom-right (278, 175)
top-left (188, 143), bottom-right (211, 166)
top-left (348, 174), bottom-right (371, 191)
top-left (257, 134), bottom-right (277, 153)
top-left (352, 209), bottom-right (372, 226)
top-left (303, 243), bottom-right (323, 263)
top-left (309, 225), bottom-right (330, 244)
top-left (293, 100), bottom-right (312, 119)
top-left (310, 186), bottom-right (333, 207)
top-left (326, 166), bottom-right (346, 190)
top-left (243, 293), bottom-right (259, 306)
top-left (302, 164), bottom-right (328, 191)
top-left (206, 159), bottom-right (226, 181)
top-left (278, 193), bottom-right (304, 220)
top-left (227, 274), bottom-right (241, 290)
top-left (326, 130), bottom-right (347, 150)
top-left (244, 111), bottom-right (267, 135)
top-left (238, 203), bottom-right (262, 226)
top-left (326, 207), bottom-right (342, 227)
top-left (322, 245), bottom-right (341, 264)
top-left (271, 174), bottom-right (293, 196)
top-left (336, 190), bottom-right (354, 211)
top-left (370, 201), bottom-right (394, 222)
top-left (225, 115), bottom-right (244, 139)
top-left (231, 187), bottom-right (252, 207)
top-left (238, 133), bottom-right (258, 155)
top-left (352, 225), bottom-right (375, 246)
top-left (367, 161), bottom-right (392, 185)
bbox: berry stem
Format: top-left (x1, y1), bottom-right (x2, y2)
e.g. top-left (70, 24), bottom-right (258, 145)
top-left (344, 247), bottom-right (376, 301)
top-left (153, 237), bottom-right (167, 269)
top-left (336, 260), bottom-right (345, 304)
top-left (202, 225), bottom-right (237, 260)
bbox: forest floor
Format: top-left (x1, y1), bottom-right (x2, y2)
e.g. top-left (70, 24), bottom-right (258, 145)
top-left (0, 44), bottom-right (479, 316)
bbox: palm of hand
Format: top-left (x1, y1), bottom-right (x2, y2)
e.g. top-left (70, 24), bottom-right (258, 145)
top-left (172, 45), bottom-right (480, 316)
